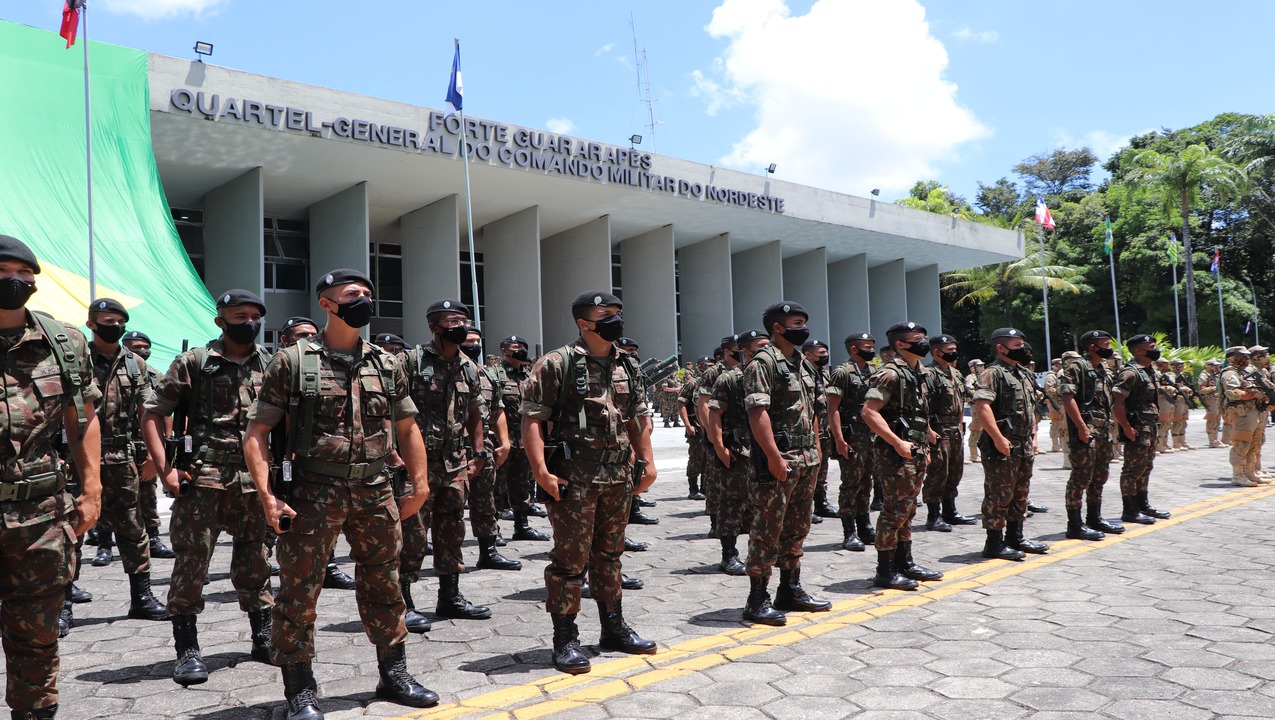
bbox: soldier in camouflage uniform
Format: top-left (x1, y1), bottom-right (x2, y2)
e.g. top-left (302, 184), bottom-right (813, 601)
top-left (1198, 358), bottom-right (1225, 448)
top-left (1113, 335), bottom-right (1173, 520)
top-left (1153, 358), bottom-right (1178, 454)
top-left (921, 334), bottom-right (976, 533)
top-left (1219, 346), bottom-right (1268, 487)
top-left (696, 337), bottom-right (740, 535)
top-left (1044, 358), bottom-right (1066, 454)
top-left (462, 327), bottom-right (519, 571)
top-left (140, 289), bottom-right (275, 687)
top-left (679, 371), bottom-right (706, 518)
top-left (494, 334), bottom-right (551, 542)
top-left (373, 332), bottom-right (409, 357)
top-left (245, 268), bottom-right (438, 716)
top-left (1248, 347), bottom-right (1274, 479)
top-left (802, 339), bottom-right (837, 522)
top-left (740, 301), bottom-right (831, 626)
top-left (120, 330), bottom-right (175, 562)
top-left (0, 236), bottom-right (103, 720)
top-left (707, 330), bottom-right (767, 576)
top-left (398, 299), bottom-right (491, 628)
top-left (827, 332), bottom-right (877, 552)
top-left (658, 375), bottom-right (682, 429)
top-left (1060, 331), bottom-right (1125, 541)
top-left (862, 322), bottom-right (943, 591)
top-left (964, 359), bottom-right (985, 463)
top-left (1169, 358), bottom-right (1196, 450)
top-left (522, 290), bottom-right (658, 675)
top-left (81, 300), bottom-right (167, 622)
top-left (973, 328), bottom-right (1050, 562)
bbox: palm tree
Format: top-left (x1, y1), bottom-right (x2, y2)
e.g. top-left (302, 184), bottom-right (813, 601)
top-left (1126, 144), bottom-right (1247, 346)
top-left (941, 240), bottom-right (1082, 325)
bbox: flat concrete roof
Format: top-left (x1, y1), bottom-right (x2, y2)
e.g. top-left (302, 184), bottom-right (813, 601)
top-left (147, 53), bottom-right (1022, 272)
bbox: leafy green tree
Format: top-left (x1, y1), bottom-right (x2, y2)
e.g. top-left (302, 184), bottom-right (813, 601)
top-left (897, 184), bottom-right (974, 219)
top-left (941, 240), bottom-right (1082, 326)
top-left (1014, 148), bottom-right (1099, 200)
top-left (975, 178), bottom-right (1024, 221)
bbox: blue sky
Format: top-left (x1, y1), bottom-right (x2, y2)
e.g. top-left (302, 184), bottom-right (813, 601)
top-left (8, 0), bottom-right (1272, 204)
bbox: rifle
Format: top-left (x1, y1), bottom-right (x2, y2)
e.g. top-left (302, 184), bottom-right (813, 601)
top-left (164, 340), bottom-right (193, 496)
top-left (268, 420), bottom-right (293, 532)
top-left (643, 356), bottom-right (681, 389)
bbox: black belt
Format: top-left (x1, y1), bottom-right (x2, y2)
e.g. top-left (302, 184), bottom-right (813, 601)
top-left (0, 472), bottom-right (64, 503)
top-left (296, 456), bottom-right (387, 481)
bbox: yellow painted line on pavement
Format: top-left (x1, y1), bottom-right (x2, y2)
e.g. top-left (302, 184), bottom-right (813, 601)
top-left (391, 485), bottom-right (1275, 720)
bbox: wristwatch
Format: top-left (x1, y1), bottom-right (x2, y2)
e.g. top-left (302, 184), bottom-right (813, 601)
top-left (473, 450), bottom-right (490, 459)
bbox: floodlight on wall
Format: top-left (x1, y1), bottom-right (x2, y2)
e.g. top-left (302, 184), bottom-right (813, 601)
top-left (194, 41), bottom-right (214, 62)
top-left (629, 134), bottom-right (643, 145)
top-left (871, 188), bottom-right (880, 196)
top-left (766, 163), bottom-right (777, 174)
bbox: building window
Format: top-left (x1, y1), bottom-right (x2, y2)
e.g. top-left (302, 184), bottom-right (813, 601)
top-left (262, 329), bottom-right (280, 353)
top-left (612, 252), bottom-right (622, 299)
top-left (264, 217), bottom-right (309, 293)
top-left (460, 251), bottom-right (485, 323)
top-left (371, 242), bottom-right (403, 318)
top-left (171, 208), bottom-right (205, 281)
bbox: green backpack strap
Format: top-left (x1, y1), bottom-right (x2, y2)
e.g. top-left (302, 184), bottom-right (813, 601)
top-left (31, 312), bottom-right (89, 444)
top-left (287, 339), bottom-right (322, 459)
top-left (365, 346), bottom-right (398, 454)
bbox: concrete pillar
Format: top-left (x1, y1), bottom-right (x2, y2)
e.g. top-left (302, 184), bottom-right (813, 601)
top-left (731, 240), bottom-right (784, 334)
top-left (868, 259), bottom-right (907, 341)
top-left (906, 264), bottom-right (942, 337)
top-left (540, 216), bottom-right (612, 350)
top-left (202, 167), bottom-right (263, 300)
top-left (308, 183), bottom-right (370, 324)
top-left (482, 206), bottom-right (542, 351)
top-left (620, 225), bottom-right (677, 360)
top-left (828, 254), bottom-right (871, 364)
top-left (782, 248), bottom-right (830, 346)
top-left (677, 234), bottom-right (733, 361)
top-left (401, 194), bottom-right (461, 339)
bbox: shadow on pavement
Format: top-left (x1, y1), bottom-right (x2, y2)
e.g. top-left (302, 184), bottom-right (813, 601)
top-left (76, 652), bottom-right (253, 684)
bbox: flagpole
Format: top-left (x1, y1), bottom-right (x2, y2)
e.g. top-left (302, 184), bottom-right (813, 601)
top-left (1108, 247), bottom-right (1122, 349)
top-left (1215, 247), bottom-right (1227, 347)
top-left (81, 3), bottom-right (96, 301)
top-left (452, 38), bottom-right (481, 330)
top-left (1039, 223), bottom-right (1052, 363)
top-left (1248, 276), bottom-right (1259, 345)
top-left (1170, 232), bottom-right (1181, 348)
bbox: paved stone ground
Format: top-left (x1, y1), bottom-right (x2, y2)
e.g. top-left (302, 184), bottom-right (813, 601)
top-left (31, 409), bottom-right (1275, 719)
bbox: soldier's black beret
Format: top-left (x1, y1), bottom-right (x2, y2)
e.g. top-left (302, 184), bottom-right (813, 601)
top-left (374, 333), bottom-right (407, 346)
top-left (215, 289), bottom-right (267, 316)
top-left (315, 268), bottom-right (374, 296)
top-left (281, 316), bottom-right (318, 332)
top-left (426, 299), bottom-right (470, 319)
top-left (844, 332), bottom-right (875, 344)
top-left (1127, 334), bottom-right (1155, 348)
top-left (617, 337), bottom-right (639, 349)
top-left (928, 334), bottom-right (957, 346)
top-left (0, 235), bottom-right (41, 274)
top-left (698, 355), bottom-right (713, 363)
top-left (89, 297), bottom-right (129, 322)
top-left (801, 339), bottom-right (828, 351)
top-left (1078, 330), bottom-right (1112, 349)
top-left (571, 290), bottom-right (622, 309)
top-left (989, 327), bottom-right (1025, 341)
top-left (736, 329), bottom-right (770, 342)
top-left (500, 335), bottom-right (528, 348)
top-left (762, 301), bottom-right (807, 320)
top-left (720, 335), bottom-right (738, 348)
top-left (886, 321), bottom-right (926, 338)
top-left (122, 330), bottom-right (150, 344)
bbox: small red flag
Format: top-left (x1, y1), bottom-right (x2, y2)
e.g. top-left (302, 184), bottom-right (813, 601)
top-left (60, 1), bottom-right (84, 49)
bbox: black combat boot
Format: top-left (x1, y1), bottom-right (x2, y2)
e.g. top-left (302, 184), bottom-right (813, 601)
top-left (10, 706), bottom-right (57, 719)
top-left (1005, 521), bottom-right (1049, 554)
top-left (248, 608), bottom-right (272, 663)
top-left (925, 503), bottom-right (952, 532)
top-left (718, 536), bottom-right (745, 575)
top-left (1120, 495), bottom-right (1155, 525)
top-left (86, 525), bottom-right (99, 546)
top-left (68, 583), bottom-right (92, 604)
top-left (873, 549), bottom-right (918, 590)
top-left (841, 517), bottom-right (864, 551)
top-left (400, 579), bottom-right (431, 633)
top-left (870, 480), bottom-right (884, 511)
top-left (742, 575), bottom-right (787, 626)
top-left (528, 503), bottom-right (548, 518)
top-left (1027, 500), bottom-right (1050, 514)
top-left (476, 536), bottom-right (522, 571)
top-left (856, 514), bottom-right (876, 545)
top-left (597, 600), bottom-right (657, 654)
top-left (1086, 504), bottom-right (1125, 534)
top-left (813, 490), bottom-right (838, 518)
top-left (494, 530), bottom-right (508, 547)
top-left (127, 572), bottom-right (169, 621)
top-left (621, 574), bottom-right (644, 590)
top-left (688, 478), bottom-right (705, 501)
top-left (435, 574), bottom-right (492, 620)
top-left (375, 643), bottom-right (439, 708)
top-left (628, 500), bottom-right (659, 525)
top-left (512, 512), bottom-right (550, 541)
top-left (148, 528), bottom-right (176, 559)
top-left (637, 495), bottom-right (656, 508)
top-left (92, 531), bottom-right (113, 567)
top-left (551, 613), bottom-right (591, 674)
top-left (322, 553), bottom-right (356, 590)
top-left (1065, 508), bottom-right (1104, 541)
top-left (941, 498), bottom-right (976, 525)
top-left (1139, 490), bottom-right (1170, 519)
top-left (774, 568), bottom-right (832, 612)
top-left (171, 615), bottom-right (209, 686)
top-left (623, 536), bottom-right (649, 552)
top-left (58, 600), bottom-right (72, 638)
top-left (895, 541), bottom-right (943, 582)
top-left (281, 662), bottom-right (323, 720)
top-left (981, 528), bottom-right (1025, 561)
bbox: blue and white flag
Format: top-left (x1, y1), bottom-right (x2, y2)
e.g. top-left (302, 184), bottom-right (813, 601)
top-left (446, 40), bottom-right (463, 111)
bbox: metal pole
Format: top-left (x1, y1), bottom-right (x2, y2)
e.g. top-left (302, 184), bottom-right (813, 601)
top-left (1170, 232), bottom-right (1181, 348)
top-left (453, 39), bottom-right (481, 331)
top-left (1216, 247), bottom-right (1227, 347)
top-left (1039, 224), bottom-right (1052, 363)
top-left (1108, 248), bottom-right (1122, 348)
top-left (81, 4), bottom-right (96, 301)
top-left (1248, 276), bottom-right (1259, 345)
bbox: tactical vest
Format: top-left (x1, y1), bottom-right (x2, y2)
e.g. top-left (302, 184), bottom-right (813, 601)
top-left (408, 345), bottom-right (480, 452)
top-left (31, 312), bottom-right (91, 447)
top-left (717, 366), bottom-right (752, 449)
top-left (925, 365), bottom-right (964, 427)
top-left (983, 362), bottom-right (1034, 439)
top-left (1071, 359), bottom-right (1112, 421)
top-left (832, 361), bottom-right (871, 430)
top-left (750, 345), bottom-right (817, 448)
top-left (1123, 363), bottom-right (1160, 419)
top-left (547, 346), bottom-right (642, 462)
top-left (1220, 367), bottom-right (1258, 410)
top-left (96, 348), bottom-right (143, 446)
top-left (875, 360), bottom-right (930, 441)
top-left (180, 344), bottom-right (271, 466)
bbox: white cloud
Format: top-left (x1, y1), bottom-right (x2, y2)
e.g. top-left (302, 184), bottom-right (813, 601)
top-left (547, 117), bottom-right (576, 134)
top-left (953, 26), bottom-right (999, 44)
top-left (698, 0), bottom-right (989, 195)
top-left (595, 42), bottom-right (616, 57)
top-left (1051, 128), bottom-right (1150, 161)
top-left (99, 0), bottom-right (227, 20)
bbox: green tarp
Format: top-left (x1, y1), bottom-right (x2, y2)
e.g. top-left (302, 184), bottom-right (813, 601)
top-left (0, 20), bottom-right (217, 363)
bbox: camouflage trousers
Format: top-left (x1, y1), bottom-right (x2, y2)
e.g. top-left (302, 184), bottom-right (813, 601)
top-left (967, 418), bottom-right (983, 458)
top-left (401, 462), bottom-right (467, 580)
top-left (1171, 398), bottom-right (1191, 439)
top-left (705, 451), bottom-right (730, 526)
top-left (97, 461), bottom-right (151, 574)
top-left (921, 427), bottom-right (965, 504)
top-left (714, 453), bottom-right (754, 538)
top-left (469, 453), bottom-right (499, 539)
top-left (1119, 430), bottom-right (1157, 496)
top-left (1048, 413), bottom-right (1065, 450)
top-left (271, 474), bottom-right (407, 664)
top-left (813, 433), bottom-right (831, 501)
top-left (139, 473), bottom-right (160, 532)
top-left (695, 439), bottom-right (716, 516)
top-left (872, 442), bottom-right (927, 552)
top-left (836, 432), bottom-right (874, 518)
top-left (979, 439), bottom-right (1034, 530)
top-left (1204, 398), bottom-right (1222, 441)
top-left (497, 447), bottom-right (534, 515)
top-left (686, 434), bottom-right (706, 484)
top-left (0, 513), bottom-right (74, 712)
top-left (544, 473), bottom-right (632, 615)
top-left (167, 482), bottom-right (273, 616)
top-left (1226, 407), bottom-right (1264, 475)
top-left (658, 395), bottom-right (679, 424)
top-left (1065, 429), bottom-right (1114, 510)
top-left (745, 458), bottom-right (818, 578)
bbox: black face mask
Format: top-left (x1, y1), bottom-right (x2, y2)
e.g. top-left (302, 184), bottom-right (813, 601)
top-left (900, 340), bottom-right (930, 357)
top-left (855, 349), bottom-right (876, 362)
top-left (812, 355), bottom-right (829, 368)
top-left (0, 277), bottom-right (35, 311)
top-left (133, 348), bottom-right (151, 360)
top-left (781, 326), bottom-right (810, 347)
top-left (94, 324), bottom-right (125, 345)
top-left (732, 350), bottom-right (745, 364)
top-left (589, 315), bottom-right (624, 342)
top-left (223, 320), bottom-right (261, 345)
top-left (1144, 348), bottom-right (1162, 362)
top-left (460, 343), bottom-right (482, 361)
top-left (1094, 347), bottom-right (1115, 359)
top-left (333, 297), bottom-right (374, 328)
top-left (940, 351), bottom-right (959, 364)
top-left (508, 348), bottom-right (529, 362)
top-left (1005, 346), bottom-right (1032, 364)
top-left (438, 325), bottom-right (469, 346)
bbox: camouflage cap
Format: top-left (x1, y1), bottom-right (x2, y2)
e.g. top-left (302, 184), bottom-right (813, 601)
top-left (1061, 350), bottom-right (1082, 360)
top-left (1250, 345), bottom-right (1269, 355)
top-left (1206, 358), bottom-right (1223, 366)
top-left (1225, 345), bottom-right (1250, 357)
